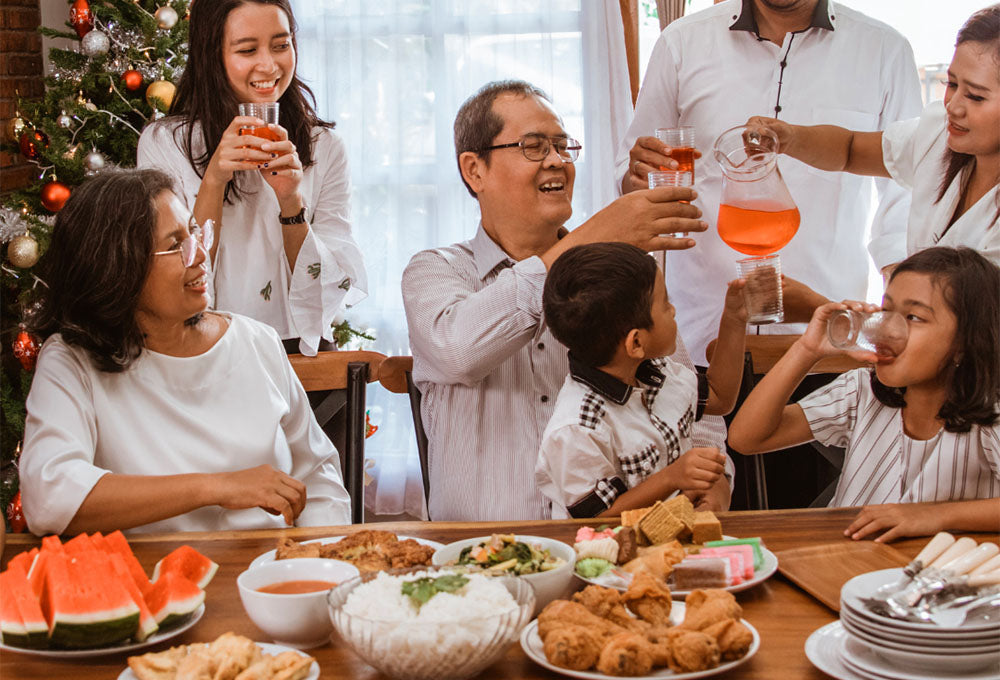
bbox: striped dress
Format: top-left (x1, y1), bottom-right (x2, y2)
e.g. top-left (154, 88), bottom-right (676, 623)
top-left (798, 368), bottom-right (1000, 507)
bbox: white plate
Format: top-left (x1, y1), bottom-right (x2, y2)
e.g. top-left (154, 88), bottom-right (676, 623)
top-left (0, 604), bottom-right (204, 659)
top-left (840, 611), bottom-right (1000, 654)
top-left (575, 537), bottom-right (778, 599)
top-left (249, 535), bottom-right (445, 569)
top-left (519, 601), bottom-right (761, 679)
top-left (805, 622), bottom-right (871, 680)
top-left (840, 604), bottom-right (1000, 648)
top-left (841, 618), bottom-right (1000, 673)
top-left (841, 569), bottom-right (1000, 634)
top-left (841, 627), bottom-right (1000, 680)
top-left (116, 641), bottom-right (319, 680)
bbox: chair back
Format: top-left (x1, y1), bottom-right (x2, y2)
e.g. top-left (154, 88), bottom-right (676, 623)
top-left (377, 356), bottom-right (431, 509)
top-left (288, 350), bottom-right (387, 524)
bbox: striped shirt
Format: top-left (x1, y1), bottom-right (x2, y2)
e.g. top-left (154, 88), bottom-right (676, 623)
top-left (402, 225), bottom-right (729, 520)
top-left (799, 369), bottom-right (1000, 507)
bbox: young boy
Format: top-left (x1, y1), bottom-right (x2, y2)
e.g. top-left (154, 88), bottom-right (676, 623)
top-left (535, 242), bottom-right (747, 518)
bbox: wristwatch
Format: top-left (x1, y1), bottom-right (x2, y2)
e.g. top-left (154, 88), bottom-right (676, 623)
top-left (278, 206), bottom-right (307, 225)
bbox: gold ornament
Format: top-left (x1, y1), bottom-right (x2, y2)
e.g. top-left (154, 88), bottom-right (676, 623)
top-left (154, 5), bottom-right (179, 29)
top-left (64, 143), bottom-right (80, 160)
top-left (9, 116), bottom-right (26, 140)
top-left (7, 233), bottom-right (39, 268)
top-left (145, 80), bottom-right (176, 112)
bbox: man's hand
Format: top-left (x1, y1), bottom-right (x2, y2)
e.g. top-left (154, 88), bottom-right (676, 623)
top-left (845, 503), bottom-right (945, 543)
top-left (781, 275), bottom-right (830, 323)
top-left (622, 136), bottom-right (703, 194)
top-left (666, 447), bottom-right (726, 493)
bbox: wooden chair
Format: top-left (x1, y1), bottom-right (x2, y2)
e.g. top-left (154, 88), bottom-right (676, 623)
top-left (708, 334), bottom-right (865, 510)
top-left (287, 350), bottom-right (387, 524)
top-left (377, 356), bottom-right (431, 507)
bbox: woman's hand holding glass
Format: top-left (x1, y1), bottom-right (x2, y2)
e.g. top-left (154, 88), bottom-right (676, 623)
top-left (213, 464), bottom-right (307, 526)
top-left (252, 122), bottom-right (304, 204)
top-left (796, 300), bottom-right (883, 364)
top-left (204, 115), bottom-right (277, 185)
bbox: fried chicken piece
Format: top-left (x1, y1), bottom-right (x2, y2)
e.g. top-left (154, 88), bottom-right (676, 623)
top-left (571, 585), bottom-right (649, 632)
top-left (680, 589), bottom-right (743, 631)
top-left (234, 651), bottom-right (315, 680)
top-left (384, 539), bottom-right (435, 568)
top-left (621, 571), bottom-right (673, 625)
top-left (209, 632), bottom-right (263, 680)
top-left (665, 628), bottom-right (721, 673)
top-left (174, 648), bottom-right (215, 680)
top-left (644, 625), bottom-right (674, 667)
top-left (595, 632), bottom-right (655, 676)
top-left (542, 624), bottom-right (602, 671)
top-left (332, 529), bottom-right (398, 550)
top-left (537, 600), bottom-right (626, 643)
top-left (702, 618), bottom-right (754, 661)
top-left (274, 537), bottom-right (322, 560)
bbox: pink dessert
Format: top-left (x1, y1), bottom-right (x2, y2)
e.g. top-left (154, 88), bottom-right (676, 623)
top-left (686, 553), bottom-right (743, 585)
top-left (699, 545), bottom-right (755, 580)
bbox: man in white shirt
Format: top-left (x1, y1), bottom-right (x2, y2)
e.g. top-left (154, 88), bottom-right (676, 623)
top-left (618, 0), bottom-right (922, 366)
top-left (403, 80), bottom-right (733, 521)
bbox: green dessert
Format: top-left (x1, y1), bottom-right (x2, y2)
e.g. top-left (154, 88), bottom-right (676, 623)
top-left (575, 558), bottom-right (613, 579)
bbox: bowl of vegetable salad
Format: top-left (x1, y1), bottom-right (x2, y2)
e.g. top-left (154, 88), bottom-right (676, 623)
top-left (432, 535), bottom-right (575, 614)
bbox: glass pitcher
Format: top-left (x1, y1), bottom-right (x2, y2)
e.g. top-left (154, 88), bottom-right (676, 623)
top-left (713, 125), bottom-right (800, 256)
top-left (713, 125), bottom-right (801, 324)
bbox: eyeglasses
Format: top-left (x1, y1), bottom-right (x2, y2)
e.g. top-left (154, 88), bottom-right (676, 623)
top-left (152, 216), bottom-right (215, 268)
top-left (480, 133), bottom-right (582, 162)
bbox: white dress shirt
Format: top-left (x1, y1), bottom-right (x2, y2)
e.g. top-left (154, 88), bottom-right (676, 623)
top-left (138, 121), bottom-right (367, 356)
top-left (616, 0), bottom-right (922, 362)
top-left (20, 313), bottom-right (352, 535)
top-left (799, 369), bottom-right (1000, 507)
top-left (402, 225), bottom-right (729, 521)
top-left (882, 101), bottom-right (1000, 265)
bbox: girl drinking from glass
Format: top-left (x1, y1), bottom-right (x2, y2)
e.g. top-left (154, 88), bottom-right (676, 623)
top-left (138, 0), bottom-right (365, 355)
top-left (729, 247), bottom-right (1000, 543)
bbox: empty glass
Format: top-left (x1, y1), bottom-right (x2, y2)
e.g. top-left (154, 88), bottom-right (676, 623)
top-left (827, 310), bottom-right (908, 358)
top-left (736, 254), bottom-right (783, 324)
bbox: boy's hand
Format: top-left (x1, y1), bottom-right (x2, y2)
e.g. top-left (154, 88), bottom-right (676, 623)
top-left (721, 279), bottom-right (748, 324)
top-left (668, 447), bottom-right (726, 492)
top-left (845, 503), bottom-right (944, 543)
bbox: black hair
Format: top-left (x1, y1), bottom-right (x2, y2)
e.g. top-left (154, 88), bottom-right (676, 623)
top-left (543, 243), bottom-right (659, 368)
top-left (167, 0), bottom-right (332, 203)
top-left (25, 169), bottom-right (177, 372)
top-left (937, 5), bottom-right (1000, 224)
top-left (453, 80), bottom-right (549, 198)
top-left (870, 246), bottom-right (1000, 431)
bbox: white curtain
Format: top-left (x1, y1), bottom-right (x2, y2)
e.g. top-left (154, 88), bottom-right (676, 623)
top-left (290, 0), bottom-right (632, 518)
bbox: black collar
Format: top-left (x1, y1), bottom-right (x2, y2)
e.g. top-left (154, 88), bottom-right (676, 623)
top-left (568, 353), bottom-right (665, 406)
top-left (729, 0), bottom-right (834, 37)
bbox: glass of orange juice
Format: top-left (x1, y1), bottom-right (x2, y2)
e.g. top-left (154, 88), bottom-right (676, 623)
top-left (655, 126), bottom-right (695, 181)
top-left (238, 102), bottom-right (280, 142)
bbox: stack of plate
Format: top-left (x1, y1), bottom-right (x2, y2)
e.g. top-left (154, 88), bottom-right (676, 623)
top-left (806, 567), bottom-right (1000, 680)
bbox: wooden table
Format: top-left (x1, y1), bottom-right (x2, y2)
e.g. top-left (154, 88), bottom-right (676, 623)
top-left (2, 508), bottom-right (996, 679)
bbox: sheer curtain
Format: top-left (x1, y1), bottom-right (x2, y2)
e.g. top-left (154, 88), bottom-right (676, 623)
top-left (290, 0), bottom-right (631, 518)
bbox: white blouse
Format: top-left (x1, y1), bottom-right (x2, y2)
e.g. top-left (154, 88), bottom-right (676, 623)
top-left (799, 369), bottom-right (1000, 507)
top-left (137, 120), bottom-right (367, 355)
top-left (882, 100), bottom-right (1000, 265)
top-left (20, 313), bottom-right (352, 535)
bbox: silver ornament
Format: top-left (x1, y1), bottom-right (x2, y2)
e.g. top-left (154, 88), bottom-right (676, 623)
top-left (81, 29), bottom-right (110, 57)
top-left (56, 111), bottom-right (73, 128)
top-left (154, 6), bottom-right (179, 30)
top-left (7, 233), bottom-right (40, 269)
top-left (84, 149), bottom-right (106, 175)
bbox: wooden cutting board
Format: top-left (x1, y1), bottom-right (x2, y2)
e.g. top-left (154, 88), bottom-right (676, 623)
top-left (774, 541), bottom-right (910, 612)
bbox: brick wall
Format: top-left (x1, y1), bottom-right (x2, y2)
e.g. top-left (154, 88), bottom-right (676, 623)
top-left (1, 0), bottom-right (43, 193)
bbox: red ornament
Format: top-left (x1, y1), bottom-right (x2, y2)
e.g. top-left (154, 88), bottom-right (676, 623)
top-left (12, 330), bottom-right (40, 371)
top-left (18, 130), bottom-right (48, 160)
top-left (365, 410), bottom-right (378, 439)
top-left (70, 0), bottom-right (94, 40)
top-left (6, 491), bottom-right (26, 533)
top-left (40, 180), bottom-right (71, 213)
top-left (122, 69), bottom-right (143, 91)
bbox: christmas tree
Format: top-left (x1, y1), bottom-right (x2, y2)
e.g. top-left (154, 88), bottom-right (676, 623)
top-left (1, 0), bottom-right (191, 530)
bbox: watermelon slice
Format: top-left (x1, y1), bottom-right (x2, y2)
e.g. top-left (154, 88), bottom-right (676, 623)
top-left (42, 551), bottom-right (139, 648)
top-left (0, 564), bottom-right (48, 649)
top-left (7, 548), bottom-right (38, 575)
top-left (142, 571), bottom-right (204, 629)
top-left (151, 545), bottom-right (218, 589)
top-left (107, 553), bottom-right (158, 641)
top-left (63, 533), bottom-right (98, 554)
top-left (103, 530), bottom-right (152, 593)
top-left (41, 535), bottom-right (63, 554)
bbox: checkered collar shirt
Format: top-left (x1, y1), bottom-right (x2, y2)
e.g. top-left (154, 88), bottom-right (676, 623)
top-left (568, 353), bottom-right (665, 406)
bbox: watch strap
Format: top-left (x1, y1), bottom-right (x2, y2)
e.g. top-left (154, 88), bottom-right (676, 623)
top-left (278, 206), bottom-right (307, 225)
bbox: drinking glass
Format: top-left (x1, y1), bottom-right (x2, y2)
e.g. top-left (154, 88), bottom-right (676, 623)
top-left (655, 126), bottom-right (696, 180)
top-left (827, 310), bottom-right (908, 358)
top-left (736, 254), bottom-right (783, 324)
top-left (238, 102), bottom-right (281, 141)
top-left (649, 170), bottom-right (692, 238)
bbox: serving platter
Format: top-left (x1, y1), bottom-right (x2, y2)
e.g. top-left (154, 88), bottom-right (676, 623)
top-left (116, 641), bottom-right (319, 680)
top-left (249, 535), bottom-right (444, 568)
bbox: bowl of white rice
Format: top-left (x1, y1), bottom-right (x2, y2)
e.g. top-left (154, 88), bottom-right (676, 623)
top-left (328, 566), bottom-right (535, 680)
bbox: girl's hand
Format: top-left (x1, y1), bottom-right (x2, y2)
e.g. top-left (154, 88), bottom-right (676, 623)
top-left (255, 124), bottom-right (303, 203)
top-left (204, 116), bottom-right (275, 186)
top-left (721, 278), bottom-right (748, 324)
top-left (845, 503), bottom-right (944, 543)
top-left (213, 464), bottom-right (307, 526)
top-left (796, 300), bottom-right (880, 363)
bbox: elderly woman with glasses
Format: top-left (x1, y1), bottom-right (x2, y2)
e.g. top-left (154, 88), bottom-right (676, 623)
top-left (18, 169), bottom-right (352, 536)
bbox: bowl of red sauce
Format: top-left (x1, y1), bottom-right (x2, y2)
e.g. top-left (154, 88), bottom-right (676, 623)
top-left (237, 556), bottom-right (360, 649)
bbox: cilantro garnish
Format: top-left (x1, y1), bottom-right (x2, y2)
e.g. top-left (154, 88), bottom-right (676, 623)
top-left (401, 574), bottom-right (469, 606)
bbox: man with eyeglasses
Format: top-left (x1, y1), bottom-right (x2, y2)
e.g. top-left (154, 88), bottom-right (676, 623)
top-left (402, 80), bottom-right (734, 521)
